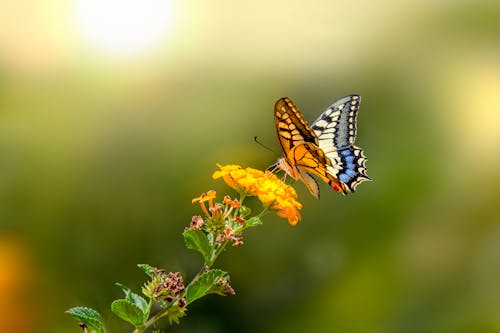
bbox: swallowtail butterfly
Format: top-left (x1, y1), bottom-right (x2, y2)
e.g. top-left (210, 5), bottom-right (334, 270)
top-left (274, 95), bottom-right (370, 198)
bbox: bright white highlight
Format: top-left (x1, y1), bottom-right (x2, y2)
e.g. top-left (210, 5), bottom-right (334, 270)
top-left (76, 0), bottom-right (173, 55)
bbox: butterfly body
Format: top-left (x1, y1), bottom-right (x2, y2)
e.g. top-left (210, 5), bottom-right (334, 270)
top-left (274, 95), bottom-right (370, 198)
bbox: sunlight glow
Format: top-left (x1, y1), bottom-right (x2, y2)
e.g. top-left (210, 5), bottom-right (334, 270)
top-left (76, 0), bottom-right (173, 55)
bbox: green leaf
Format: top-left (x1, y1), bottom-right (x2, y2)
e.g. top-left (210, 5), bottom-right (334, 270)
top-left (65, 306), bottom-right (105, 333)
top-left (116, 283), bottom-right (149, 316)
top-left (183, 229), bottom-right (211, 262)
top-left (239, 205), bottom-right (251, 218)
top-left (185, 269), bottom-right (228, 305)
top-left (137, 263), bottom-right (155, 277)
top-left (111, 299), bottom-right (146, 327)
top-left (244, 216), bottom-right (263, 228)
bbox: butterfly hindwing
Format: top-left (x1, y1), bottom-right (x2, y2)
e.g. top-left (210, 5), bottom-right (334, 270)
top-left (324, 145), bottom-right (370, 192)
top-left (297, 169), bottom-right (320, 199)
top-left (288, 143), bottom-right (345, 197)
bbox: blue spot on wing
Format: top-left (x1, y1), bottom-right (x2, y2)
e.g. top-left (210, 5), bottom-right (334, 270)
top-left (346, 169), bottom-right (357, 177)
top-left (341, 150), bottom-right (351, 157)
top-left (346, 163), bottom-right (356, 169)
top-left (339, 174), bottom-right (350, 183)
top-left (345, 156), bottom-right (355, 163)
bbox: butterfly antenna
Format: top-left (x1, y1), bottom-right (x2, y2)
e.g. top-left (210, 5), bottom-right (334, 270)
top-left (254, 136), bottom-right (278, 155)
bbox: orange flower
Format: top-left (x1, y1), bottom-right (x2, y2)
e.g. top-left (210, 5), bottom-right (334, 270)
top-left (192, 190), bottom-right (217, 217)
top-left (223, 195), bottom-right (241, 209)
top-left (191, 190), bottom-right (217, 204)
top-left (213, 164), bottom-right (302, 225)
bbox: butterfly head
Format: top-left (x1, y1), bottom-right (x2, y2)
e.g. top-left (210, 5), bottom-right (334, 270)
top-left (276, 157), bottom-right (299, 181)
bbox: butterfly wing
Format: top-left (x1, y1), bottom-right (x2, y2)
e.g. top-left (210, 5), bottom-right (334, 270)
top-left (274, 97), bottom-right (318, 155)
top-left (311, 95), bottom-right (370, 192)
top-left (297, 168), bottom-right (320, 199)
top-left (287, 143), bottom-right (346, 197)
top-left (312, 95), bottom-right (360, 149)
top-left (275, 98), bottom-right (327, 197)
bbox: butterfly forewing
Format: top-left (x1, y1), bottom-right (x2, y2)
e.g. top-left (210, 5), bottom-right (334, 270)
top-left (274, 98), bottom-right (318, 154)
top-left (311, 95), bottom-right (360, 150)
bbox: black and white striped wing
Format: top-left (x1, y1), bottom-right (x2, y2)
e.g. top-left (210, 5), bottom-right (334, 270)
top-left (311, 95), bottom-right (360, 150)
top-left (311, 95), bottom-right (370, 192)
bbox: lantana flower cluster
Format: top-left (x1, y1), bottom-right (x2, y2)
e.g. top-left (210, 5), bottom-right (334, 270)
top-left (191, 190), bottom-right (246, 246)
top-left (212, 164), bottom-right (302, 225)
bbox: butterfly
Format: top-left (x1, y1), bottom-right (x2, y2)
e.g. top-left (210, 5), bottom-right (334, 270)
top-left (274, 95), bottom-right (370, 198)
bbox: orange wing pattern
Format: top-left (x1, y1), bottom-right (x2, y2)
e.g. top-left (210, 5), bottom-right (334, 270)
top-left (274, 96), bottom-right (370, 198)
top-left (274, 98), bottom-right (318, 152)
top-left (286, 143), bottom-right (346, 196)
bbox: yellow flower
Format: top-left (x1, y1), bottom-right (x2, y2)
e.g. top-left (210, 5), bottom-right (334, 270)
top-left (213, 164), bottom-right (302, 226)
top-left (212, 164), bottom-right (243, 191)
top-left (191, 190), bottom-right (217, 204)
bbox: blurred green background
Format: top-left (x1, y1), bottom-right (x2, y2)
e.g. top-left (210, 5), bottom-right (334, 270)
top-left (1, 0), bottom-right (500, 332)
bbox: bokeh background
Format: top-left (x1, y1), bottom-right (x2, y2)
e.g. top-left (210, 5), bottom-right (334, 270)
top-left (1, 0), bottom-right (500, 332)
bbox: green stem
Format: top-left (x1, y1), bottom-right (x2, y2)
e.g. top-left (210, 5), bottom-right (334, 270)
top-left (256, 206), bottom-right (270, 219)
top-left (239, 193), bottom-right (247, 203)
top-left (183, 264), bottom-right (207, 293)
top-left (133, 302), bottom-right (175, 333)
top-left (208, 240), bottom-right (229, 267)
